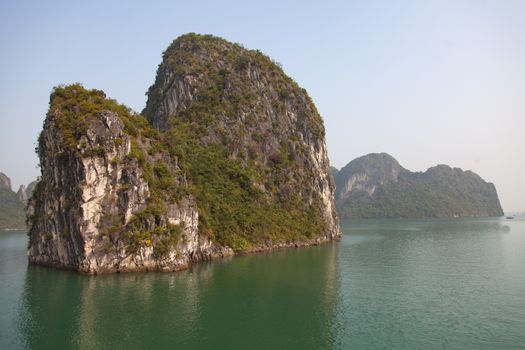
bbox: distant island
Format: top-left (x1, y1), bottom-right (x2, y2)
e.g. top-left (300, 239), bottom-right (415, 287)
top-left (26, 33), bottom-right (340, 274)
top-left (332, 153), bottom-right (504, 219)
top-left (0, 172), bottom-right (36, 229)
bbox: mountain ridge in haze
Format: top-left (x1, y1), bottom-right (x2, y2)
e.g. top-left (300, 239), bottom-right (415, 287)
top-left (333, 153), bottom-right (504, 218)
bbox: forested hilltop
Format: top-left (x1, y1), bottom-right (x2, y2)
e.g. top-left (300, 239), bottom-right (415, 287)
top-left (333, 153), bottom-right (504, 219)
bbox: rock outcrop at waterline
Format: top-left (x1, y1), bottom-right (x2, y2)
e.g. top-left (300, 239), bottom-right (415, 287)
top-left (333, 153), bottom-right (504, 219)
top-left (27, 33), bottom-right (341, 274)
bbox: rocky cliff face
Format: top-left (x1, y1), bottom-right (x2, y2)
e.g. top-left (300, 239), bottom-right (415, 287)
top-left (28, 34), bottom-right (340, 274)
top-left (0, 172), bottom-right (12, 191)
top-left (0, 172), bottom-right (27, 229)
top-left (333, 153), bottom-right (504, 218)
top-left (16, 181), bottom-right (37, 203)
top-left (28, 88), bottom-right (230, 273)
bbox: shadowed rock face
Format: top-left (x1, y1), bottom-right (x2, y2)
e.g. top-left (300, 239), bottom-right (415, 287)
top-left (27, 34), bottom-right (340, 274)
top-left (333, 153), bottom-right (504, 219)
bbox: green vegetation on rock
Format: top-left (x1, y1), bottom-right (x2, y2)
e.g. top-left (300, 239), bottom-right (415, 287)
top-left (42, 83), bottom-right (153, 154)
top-left (164, 123), bottom-right (325, 249)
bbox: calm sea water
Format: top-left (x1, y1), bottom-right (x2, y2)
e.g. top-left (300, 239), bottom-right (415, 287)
top-left (1, 216), bottom-right (524, 349)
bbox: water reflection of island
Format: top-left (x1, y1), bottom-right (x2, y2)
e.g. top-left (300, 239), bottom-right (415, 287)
top-left (18, 243), bottom-right (341, 349)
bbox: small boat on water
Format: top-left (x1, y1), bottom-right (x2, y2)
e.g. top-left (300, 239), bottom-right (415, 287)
top-left (506, 216), bottom-right (514, 220)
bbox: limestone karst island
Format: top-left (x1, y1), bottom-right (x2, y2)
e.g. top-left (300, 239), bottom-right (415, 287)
top-left (332, 153), bottom-right (503, 219)
top-left (27, 34), bottom-right (340, 274)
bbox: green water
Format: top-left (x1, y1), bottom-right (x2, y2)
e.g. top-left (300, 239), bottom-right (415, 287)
top-left (1, 217), bottom-right (524, 349)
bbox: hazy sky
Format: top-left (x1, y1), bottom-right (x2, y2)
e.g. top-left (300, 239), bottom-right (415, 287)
top-left (0, 0), bottom-right (524, 211)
